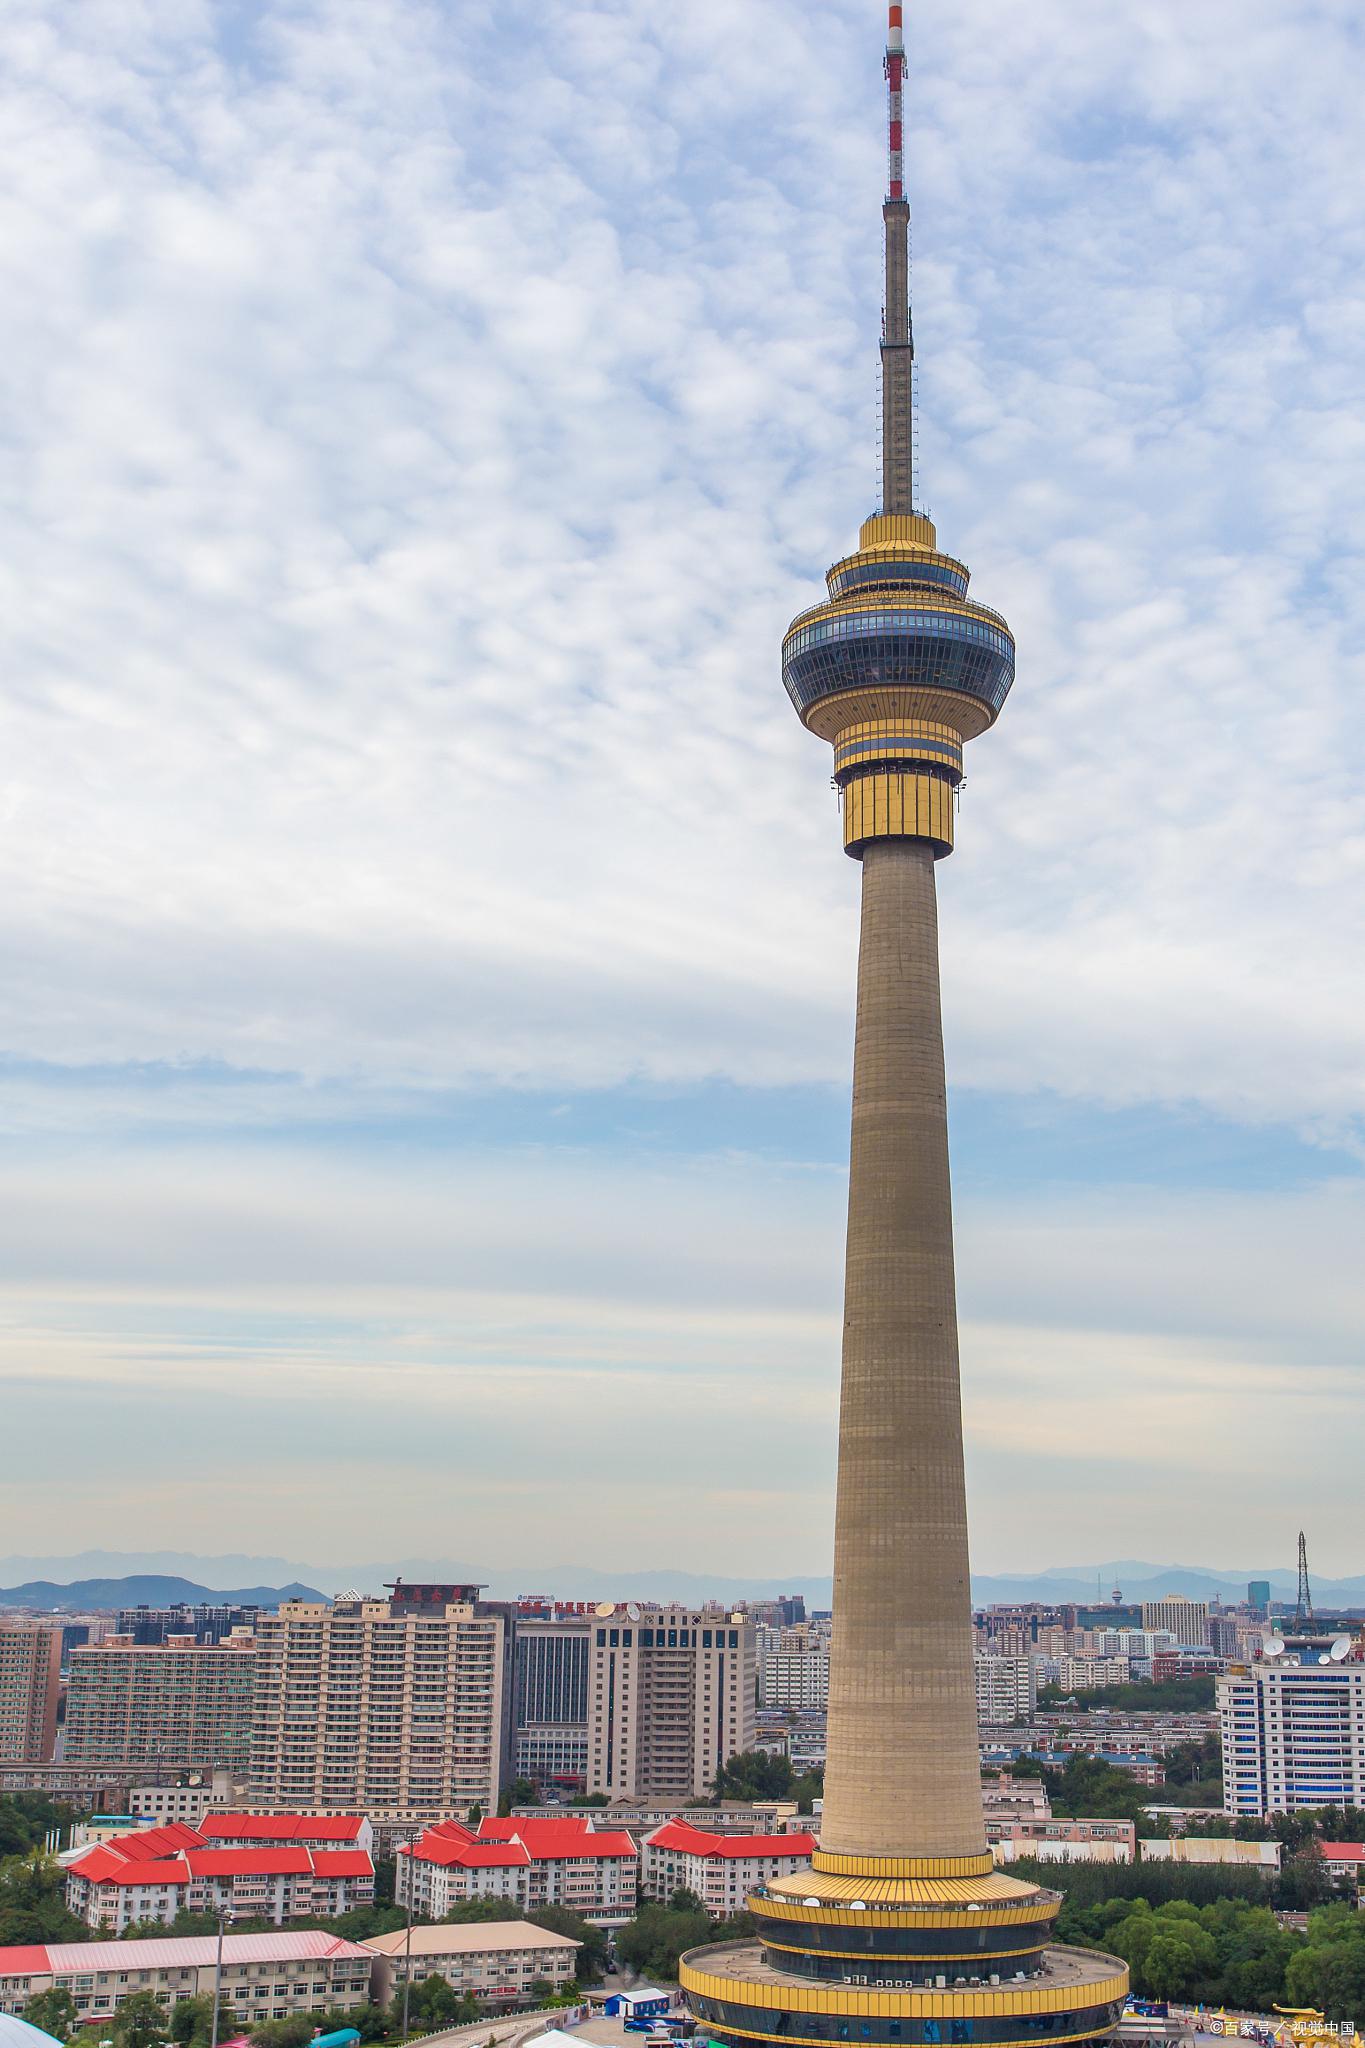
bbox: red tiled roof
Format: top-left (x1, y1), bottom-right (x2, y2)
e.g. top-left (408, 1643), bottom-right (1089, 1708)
top-left (199, 1813), bottom-right (365, 1843)
top-left (76, 1857), bottom-right (193, 1889)
top-left (646, 1819), bottom-right (818, 1859)
top-left (412, 1837), bottom-right (529, 1869)
top-left (311, 1851), bottom-right (374, 1878)
top-left (475, 1819), bottom-right (634, 1860)
top-left (0, 1945), bottom-right (54, 1974)
top-left (185, 1848), bottom-right (313, 1877)
top-left (1321, 1844), bottom-right (1365, 1861)
top-left (478, 1816), bottom-right (591, 1841)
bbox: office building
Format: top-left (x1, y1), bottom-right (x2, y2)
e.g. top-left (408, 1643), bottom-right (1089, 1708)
top-left (0, 1931), bottom-right (373, 2025)
top-left (248, 1585), bottom-right (504, 1817)
top-left (513, 1616), bottom-right (590, 1791)
top-left (642, 1819), bottom-right (818, 1916)
top-left (974, 1654), bottom-right (1037, 1723)
top-left (396, 1813), bottom-right (637, 1927)
top-left (680, 14), bottom-right (1126, 2048)
top-left (363, 1921), bottom-right (579, 2007)
top-left (63, 1631), bottom-right (256, 1772)
top-left (1220, 1659), bottom-right (1365, 1815)
top-left (0, 1627), bottom-right (61, 1764)
top-left (1247, 1581), bottom-right (1272, 1618)
top-left (1140, 1599), bottom-right (1210, 1645)
top-left (586, 1604), bottom-right (756, 1802)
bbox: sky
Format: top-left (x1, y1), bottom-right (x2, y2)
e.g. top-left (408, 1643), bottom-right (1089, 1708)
top-left (1, 0), bottom-right (1364, 1584)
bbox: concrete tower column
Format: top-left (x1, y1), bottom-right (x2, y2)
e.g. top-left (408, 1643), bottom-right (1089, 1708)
top-left (820, 836), bottom-right (986, 1864)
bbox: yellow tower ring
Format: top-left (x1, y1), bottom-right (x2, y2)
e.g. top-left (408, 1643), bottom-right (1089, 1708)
top-left (832, 720), bottom-right (963, 781)
top-left (843, 771), bottom-right (954, 854)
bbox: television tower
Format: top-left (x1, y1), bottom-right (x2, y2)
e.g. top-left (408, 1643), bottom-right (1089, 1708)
top-left (681, 10), bottom-right (1127, 2048)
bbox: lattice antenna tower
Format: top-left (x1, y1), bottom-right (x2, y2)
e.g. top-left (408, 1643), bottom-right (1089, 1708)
top-left (1296, 1530), bottom-right (1314, 1624)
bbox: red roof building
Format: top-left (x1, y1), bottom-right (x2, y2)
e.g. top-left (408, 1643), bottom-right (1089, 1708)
top-left (641, 1818), bottom-right (817, 1915)
top-left (63, 1818), bottom-right (374, 1933)
top-left (397, 1815), bottom-right (637, 1927)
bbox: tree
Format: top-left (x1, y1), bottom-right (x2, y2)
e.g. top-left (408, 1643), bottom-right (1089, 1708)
top-left (111, 1990), bottom-right (169, 2048)
top-left (1142, 1927), bottom-right (1214, 1999)
top-left (248, 2019), bottom-right (315, 2048)
top-left (616, 1901), bottom-right (711, 1980)
top-left (497, 1778), bottom-right (537, 1817)
top-left (401, 1973), bottom-right (477, 2032)
top-left (1280, 1842), bottom-right (1331, 1911)
top-left (568, 1793), bottom-right (609, 1808)
top-left (712, 1751), bottom-right (795, 1803)
top-left (168, 1994), bottom-right (236, 2048)
top-left (527, 1904), bottom-right (607, 1983)
top-left (22, 1988), bottom-right (79, 2042)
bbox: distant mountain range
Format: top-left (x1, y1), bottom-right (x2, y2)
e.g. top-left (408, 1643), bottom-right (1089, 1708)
top-left (0, 1573), bottom-right (325, 1611)
top-left (2, 1552), bottom-right (1363, 1611)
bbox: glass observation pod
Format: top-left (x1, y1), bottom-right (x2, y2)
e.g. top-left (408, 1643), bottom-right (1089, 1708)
top-left (781, 599), bottom-right (1016, 724)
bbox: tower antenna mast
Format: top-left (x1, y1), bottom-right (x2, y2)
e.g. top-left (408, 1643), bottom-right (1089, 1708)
top-left (1296, 1531), bottom-right (1314, 1624)
top-left (881, 5), bottom-right (915, 514)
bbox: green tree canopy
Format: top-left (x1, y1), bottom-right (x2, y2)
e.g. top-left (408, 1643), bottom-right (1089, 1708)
top-left (22, 1988), bottom-right (79, 2043)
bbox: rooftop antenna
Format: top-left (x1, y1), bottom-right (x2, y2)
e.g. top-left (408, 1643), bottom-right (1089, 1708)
top-left (880, 5), bottom-right (915, 513)
top-left (1295, 1532), bottom-right (1314, 1625)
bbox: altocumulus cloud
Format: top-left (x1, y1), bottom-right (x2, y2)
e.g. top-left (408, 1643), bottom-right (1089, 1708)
top-left (0, 0), bottom-right (1363, 1569)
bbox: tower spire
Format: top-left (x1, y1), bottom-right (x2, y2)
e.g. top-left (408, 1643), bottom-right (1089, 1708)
top-left (882, 3), bottom-right (914, 514)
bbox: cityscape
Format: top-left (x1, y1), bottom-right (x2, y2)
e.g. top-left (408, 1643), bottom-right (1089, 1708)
top-left (2, 11), bottom-right (1363, 2048)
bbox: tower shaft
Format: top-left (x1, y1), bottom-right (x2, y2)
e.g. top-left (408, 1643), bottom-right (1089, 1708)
top-left (882, 5), bottom-right (914, 514)
top-left (821, 838), bottom-right (984, 1862)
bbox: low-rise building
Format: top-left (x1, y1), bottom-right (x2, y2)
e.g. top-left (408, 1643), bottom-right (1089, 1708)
top-left (641, 1819), bottom-right (818, 1914)
top-left (1139, 1837), bottom-right (1280, 1871)
top-left (363, 1920), bottom-right (579, 2007)
top-left (987, 1819), bottom-right (1134, 1865)
top-left (397, 1815), bottom-right (636, 1927)
top-left (63, 1821), bottom-right (374, 1932)
top-left (0, 1931), bottom-right (373, 2025)
top-left (1320, 1844), bottom-right (1365, 1888)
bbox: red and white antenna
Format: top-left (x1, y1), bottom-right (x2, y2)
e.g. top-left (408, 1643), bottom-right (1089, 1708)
top-left (885, 4), bottom-right (904, 201)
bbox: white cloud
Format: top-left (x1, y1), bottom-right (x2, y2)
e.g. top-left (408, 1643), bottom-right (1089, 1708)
top-left (0, 0), bottom-right (1361, 1132)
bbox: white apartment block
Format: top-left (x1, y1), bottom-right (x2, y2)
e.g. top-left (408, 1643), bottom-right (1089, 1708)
top-left (248, 1588), bottom-right (504, 1816)
top-left (641, 1819), bottom-right (818, 1915)
top-left (396, 1815), bottom-right (637, 1927)
top-left (1220, 1663), bottom-right (1365, 1815)
top-left (587, 1606), bottom-right (756, 1802)
top-left (1140, 1599), bottom-right (1210, 1646)
top-left (974, 1654), bottom-right (1036, 1724)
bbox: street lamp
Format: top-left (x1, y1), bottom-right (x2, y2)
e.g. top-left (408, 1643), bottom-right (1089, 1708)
top-left (209, 1903), bottom-right (226, 2048)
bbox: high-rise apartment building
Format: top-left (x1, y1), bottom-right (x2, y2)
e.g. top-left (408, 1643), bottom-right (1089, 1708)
top-left (1140, 1598), bottom-right (1210, 1645)
top-left (63, 1632), bottom-right (255, 1772)
top-left (586, 1605), bottom-right (755, 1802)
top-left (249, 1586), bottom-right (504, 1817)
top-left (758, 1627), bottom-right (830, 1711)
top-left (0, 1626), bottom-right (61, 1763)
top-left (974, 1653), bottom-right (1037, 1724)
top-left (116, 1604), bottom-right (260, 1645)
top-left (1220, 1659), bottom-right (1365, 1815)
top-left (681, 11), bottom-right (1126, 2047)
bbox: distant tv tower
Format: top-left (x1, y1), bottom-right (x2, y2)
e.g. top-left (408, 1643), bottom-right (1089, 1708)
top-left (1296, 1530), bottom-right (1314, 1624)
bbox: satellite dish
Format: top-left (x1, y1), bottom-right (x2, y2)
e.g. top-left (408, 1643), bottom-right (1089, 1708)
top-left (1330, 1636), bottom-right (1352, 1662)
top-left (1263, 1636), bottom-right (1286, 1658)
top-left (595, 1601), bottom-right (616, 1618)
top-left (626, 1603), bottom-right (641, 1621)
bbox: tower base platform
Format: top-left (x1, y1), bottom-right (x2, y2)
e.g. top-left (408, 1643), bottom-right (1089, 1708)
top-left (680, 1939), bottom-right (1128, 2048)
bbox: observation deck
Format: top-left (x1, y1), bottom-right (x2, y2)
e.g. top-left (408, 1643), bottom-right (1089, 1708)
top-left (782, 512), bottom-right (1016, 857)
